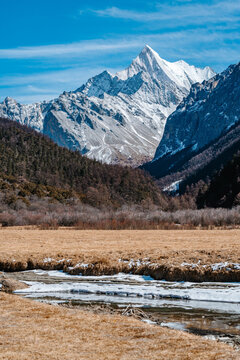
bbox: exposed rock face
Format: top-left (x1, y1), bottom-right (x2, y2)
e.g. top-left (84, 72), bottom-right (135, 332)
top-left (0, 45), bottom-right (214, 166)
top-left (144, 62), bottom-right (240, 180)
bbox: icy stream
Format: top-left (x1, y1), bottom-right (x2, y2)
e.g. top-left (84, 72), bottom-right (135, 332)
top-left (10, 270), bottom-right (240, 348)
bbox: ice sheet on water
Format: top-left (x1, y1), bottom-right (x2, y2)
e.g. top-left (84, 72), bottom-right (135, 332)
top-left (30, 270), bottom-right (154, 282)
top-left (16, 271), bottom-right (240, 306)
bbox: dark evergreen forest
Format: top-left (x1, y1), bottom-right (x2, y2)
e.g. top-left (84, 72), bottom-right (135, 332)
top-left (0, 117), bottom-right (163, 207)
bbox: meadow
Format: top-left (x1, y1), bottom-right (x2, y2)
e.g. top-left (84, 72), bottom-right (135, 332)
top-left (0, 228), bottom-right (240, 281)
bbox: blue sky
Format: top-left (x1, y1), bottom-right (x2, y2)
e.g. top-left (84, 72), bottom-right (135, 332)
top-left (0, 0), bottom-right (239, 103)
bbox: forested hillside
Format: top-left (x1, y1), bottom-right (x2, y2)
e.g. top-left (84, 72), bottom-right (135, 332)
top-left (155, 121), bottom-right (240, 194)
top-left (1, 117), bottom-right (240, 228)
top-left (197, 151), bottom-right (240, 208)
top-left (0, 118), bottom-right (162, 207)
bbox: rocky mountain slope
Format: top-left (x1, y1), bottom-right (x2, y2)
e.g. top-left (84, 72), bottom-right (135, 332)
top-left (143, 61), bottom-right (240, 188)
top-left (0, 45), bottom-right (214, 166)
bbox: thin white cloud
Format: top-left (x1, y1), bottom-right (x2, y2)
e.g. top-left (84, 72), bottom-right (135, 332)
top-left (182, 47), bottom-right (240, 65)
top-left (92, 1), bottom-right (240, 24)
top-left (11, 94), bottom-right (59, 104)
top-left (25, 85), bottom-right (60, 94)
top-left (0, 66), bottom-right (120, 87)
top-left (0, 39), bottom-right (145, 59)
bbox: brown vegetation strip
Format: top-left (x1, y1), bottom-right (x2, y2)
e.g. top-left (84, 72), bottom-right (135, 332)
top-left (0, 292), bottom-right (238, 360)
top-left (0, 228), bottom-right (240, 281)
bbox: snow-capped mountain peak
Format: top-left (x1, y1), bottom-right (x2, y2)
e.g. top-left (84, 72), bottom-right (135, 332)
top-left (116, 44), bottom-right (166, 80)
top-left (3, 96), bottom-right (18, 106)
top-left (0, 46), bottom-right (215, 165)
top-left (117, 45), bottom-right (215, 91)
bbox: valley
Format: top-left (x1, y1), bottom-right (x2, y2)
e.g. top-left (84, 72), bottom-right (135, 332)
top-left (1, 1), bottom-right (239, 359)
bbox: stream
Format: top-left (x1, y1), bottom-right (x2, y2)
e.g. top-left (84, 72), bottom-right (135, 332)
top-left (9, 270), bottom-right (240, 349)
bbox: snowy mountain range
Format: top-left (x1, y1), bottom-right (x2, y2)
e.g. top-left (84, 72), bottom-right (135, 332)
top-left (0, 45), bottom-right (215, 165)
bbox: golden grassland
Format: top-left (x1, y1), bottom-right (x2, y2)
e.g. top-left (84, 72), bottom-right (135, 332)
top-left (0, 228), bottom-right (240, 281)
top-left (0, 227), bottom-right (239, 265)
top-left (0, 292), bottom-right (238, 360)
top-left (1, 228), bottom-right (240, 263)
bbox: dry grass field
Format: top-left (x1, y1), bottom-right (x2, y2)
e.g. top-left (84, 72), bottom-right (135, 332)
top-left (1, 228), bottom-right (240, 263)
top-left (0, 228), bottom-right (240, 281)
top-left (0, 292), bottom-right (238, 360)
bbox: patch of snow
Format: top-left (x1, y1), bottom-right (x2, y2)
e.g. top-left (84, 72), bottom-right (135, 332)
top-left (118, 258), bottom-right (157, 269)
top-left (181, 262), bottom-right (240, 271)
top-left (73, 263), bottom-right (89, 269)
top-left (160, 322), bottom-right (187, 331)
top-left (191, 142), bottom-right (198, 151)
top-left (142, 319), bottom-right (156, 325)
top-left (163, 179), bottom-right (182, 193)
